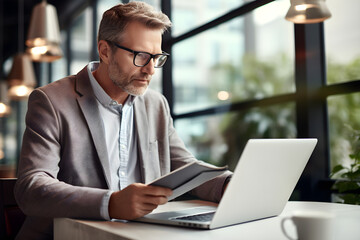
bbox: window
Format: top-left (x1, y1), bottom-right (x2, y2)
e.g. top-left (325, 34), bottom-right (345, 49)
top-left (70, 7), bottom-right (92, 75)
top-left (328, 93), bottom-right (360, 169)
top-left (325, 0), bottom-right (360, 84)
top-left (163, 0), bottom-right (360, 201)
top-left (176, 102), bottom-right (296, 171)
top-left (172, 0), bottom-right (244, 37)
top-left (51, 31), bottom-right (67, 83)
top-left (173, 0), bottom-right (294, 114)
top-left (325, 0), bottom-right (360, 171)
top-left (172, 0), bottom-right (296, 164)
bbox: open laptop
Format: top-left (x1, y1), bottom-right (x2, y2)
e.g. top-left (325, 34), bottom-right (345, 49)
top-left (133, 138), bottom-right (317, 229)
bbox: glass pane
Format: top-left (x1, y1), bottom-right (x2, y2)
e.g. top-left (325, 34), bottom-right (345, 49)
top-left (70, 7), bottom-right (92, 75)
top-left (328, 93), bottom-right (360, 172)
top-left (0, 101), bottom-right (27, 178)
top-left (173, 0), bottom-right (294, 114)
top-left (52, 58), bottom-right (67, 82)
top-left (175, 102), bottom-right (296, 171)
top-left (0, 115), bottom-right (17, 177)
top-left (39, 63), bottom-right (49, 86)
top-left (144, 0), bottom-right (162, 93)
top-left (51, 31), bottom-right (68, 82)
top-left (172, 0), bottom-right (243, 37)
top-left (325, 0), bottom-right (360, 84)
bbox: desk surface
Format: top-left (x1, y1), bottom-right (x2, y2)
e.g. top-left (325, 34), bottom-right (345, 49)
top-left (54, 200), bottom-right (360, 240)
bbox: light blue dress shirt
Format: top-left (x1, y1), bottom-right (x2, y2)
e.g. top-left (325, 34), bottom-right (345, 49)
top-left (87, 62), bottom-right (141, 219)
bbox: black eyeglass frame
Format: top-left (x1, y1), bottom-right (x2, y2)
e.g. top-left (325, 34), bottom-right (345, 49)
top-left (110, 41), bottom-right (170, 68)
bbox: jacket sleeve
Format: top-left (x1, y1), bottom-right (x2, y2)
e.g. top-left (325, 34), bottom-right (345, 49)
top-left (14, 89), bottom-right (108, 219)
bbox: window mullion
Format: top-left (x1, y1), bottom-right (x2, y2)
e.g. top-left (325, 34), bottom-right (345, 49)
top-left (294, 23), bottom-right (330, 202)
top-left (161, 0), bottom-right (174, 117)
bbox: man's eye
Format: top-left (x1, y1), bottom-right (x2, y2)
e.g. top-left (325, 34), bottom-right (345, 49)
top-left (137, 53), bottom-right (149, 60)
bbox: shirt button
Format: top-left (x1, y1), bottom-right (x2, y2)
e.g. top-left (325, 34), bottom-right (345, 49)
top-left (120, 171), bottom-right (126, 177)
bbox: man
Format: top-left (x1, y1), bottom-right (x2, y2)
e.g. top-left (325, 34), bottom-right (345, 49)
top-left (15, 2), bottom-right (232, 239)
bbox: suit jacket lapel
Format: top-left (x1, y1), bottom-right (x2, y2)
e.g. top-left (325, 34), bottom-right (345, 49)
top-left (75, 67), bottom-right (111, 188)
top-left (134, 97), bottom-right (153, 184)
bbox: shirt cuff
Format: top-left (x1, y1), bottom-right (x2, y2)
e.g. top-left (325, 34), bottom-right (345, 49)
top-left (100, 190), bottom-right (114, 220)
top-left (222, 176), bottom-right (232, 196)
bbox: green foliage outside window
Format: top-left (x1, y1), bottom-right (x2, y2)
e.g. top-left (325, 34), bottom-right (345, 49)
top-left (203, 54), bottom-right (297, 170)
top-left (189, 54), bottom-right (360, 187)
top-left (327, 57), bottom-right (360, 168)
top-left (330, 125), bottom-right (360, 205)
top-left (327, 57), bottom-right (360, 204)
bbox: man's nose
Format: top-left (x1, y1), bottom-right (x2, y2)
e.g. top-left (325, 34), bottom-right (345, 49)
top-left (141, 59), bottom-right (155, 75)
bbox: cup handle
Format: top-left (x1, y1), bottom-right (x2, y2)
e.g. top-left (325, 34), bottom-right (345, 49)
top-left (281, 217), bottom-right (297, 240)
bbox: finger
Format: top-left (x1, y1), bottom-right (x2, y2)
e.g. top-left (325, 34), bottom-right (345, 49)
top-left (132, 183), bottom-right (172, 197)
top-left (124, 200), bottom-right (157, 218)
top-left (143, 195), bottom-right (168, 206)
top-left (144, 185), bottom-right (173, 197)
top-left (132, 190), bottom-right (168, 206)
top-left (137, 208), bottom-right (155, 217)
top-left (139, 202), bottom-right (158, 212)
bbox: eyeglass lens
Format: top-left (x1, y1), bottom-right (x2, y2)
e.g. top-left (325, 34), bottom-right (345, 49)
top-left (135, 52), bottom-right (168, 68)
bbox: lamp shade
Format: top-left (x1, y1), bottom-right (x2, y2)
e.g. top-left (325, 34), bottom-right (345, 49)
top-left (26, 1), bottom-right (62, 62)
top-left (285, 0), bottom-right (331, 24)
top-left (7, 53), bottom-right (36, 100)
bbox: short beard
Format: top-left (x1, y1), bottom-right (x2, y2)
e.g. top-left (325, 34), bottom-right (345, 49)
top-left (108, 58), bottom-right (150, 96)
top-left (112, 77), bottom-right (149, 97)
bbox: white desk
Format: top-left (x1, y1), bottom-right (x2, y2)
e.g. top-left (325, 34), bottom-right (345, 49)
top-left (54, 200), bottom-right (360, 240)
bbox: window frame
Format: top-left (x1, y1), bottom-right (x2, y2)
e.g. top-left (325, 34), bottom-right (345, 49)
top-left (161, 0), bottom-right (360, 201)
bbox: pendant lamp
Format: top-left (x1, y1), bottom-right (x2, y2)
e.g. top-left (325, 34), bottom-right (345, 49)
top-left (285, 0), bottom-right (331, 24)
top-left (26, 0), bottom-right (63, 62)
top-left (7, 54), bottom-right (36, 100)
top-left (7, 0), bottom-right (37, 100)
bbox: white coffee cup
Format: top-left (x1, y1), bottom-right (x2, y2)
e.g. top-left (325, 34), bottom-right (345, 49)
top-left (281, 211), bottom-right (335, 240)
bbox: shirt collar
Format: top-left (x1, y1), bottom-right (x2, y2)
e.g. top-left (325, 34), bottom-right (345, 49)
top-left (87, 61), bottom-right (136, 109)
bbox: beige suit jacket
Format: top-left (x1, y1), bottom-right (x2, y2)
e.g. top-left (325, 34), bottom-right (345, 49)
top-left (14, 66), bottom-right (231, 239)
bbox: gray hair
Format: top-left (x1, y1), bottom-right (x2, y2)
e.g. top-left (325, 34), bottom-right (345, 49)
top-left (98, 1), bottom-right (171, 46)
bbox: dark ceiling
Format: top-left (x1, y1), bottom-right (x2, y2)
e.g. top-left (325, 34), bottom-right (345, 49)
top-left (1, 0), bottom-right (89, 73)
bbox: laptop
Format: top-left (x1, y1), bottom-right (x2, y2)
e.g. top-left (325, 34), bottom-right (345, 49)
top-left (133, 138), bottom-right (317, 229)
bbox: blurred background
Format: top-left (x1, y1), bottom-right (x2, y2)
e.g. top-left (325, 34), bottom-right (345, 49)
top-left (0, 0), bottom-right (360, 203)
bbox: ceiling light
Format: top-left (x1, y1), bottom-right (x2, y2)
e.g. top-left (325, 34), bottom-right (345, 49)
top-left (285, 0), bottom-right (331, 24)
top-left (7, 54), bottom-right (36, 100)
top-left (7, 0), bottom-right (37, 101)
top-left (26, 0), bottom-right (63, 62)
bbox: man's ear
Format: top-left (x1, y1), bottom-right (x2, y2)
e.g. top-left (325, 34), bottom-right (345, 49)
top-left (98, 40), bottom-right (111, 64)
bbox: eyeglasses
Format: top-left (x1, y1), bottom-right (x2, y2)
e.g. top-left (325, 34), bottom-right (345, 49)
top-left (111, 42), bottom-right (169, 68)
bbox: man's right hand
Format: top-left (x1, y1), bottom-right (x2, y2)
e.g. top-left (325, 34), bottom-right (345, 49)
top-left (108, 183), bottom-right (173, 220)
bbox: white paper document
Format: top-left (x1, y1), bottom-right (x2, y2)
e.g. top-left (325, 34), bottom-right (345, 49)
top-left (148, 162), bottom-right (228, 200)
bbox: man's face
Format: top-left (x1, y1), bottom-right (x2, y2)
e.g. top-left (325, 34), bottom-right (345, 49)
top-left (108, 21), bottom-right (163, 96)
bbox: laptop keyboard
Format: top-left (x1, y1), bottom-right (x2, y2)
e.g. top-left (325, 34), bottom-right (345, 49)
top-left (173, 212), bottom-right (215, 222)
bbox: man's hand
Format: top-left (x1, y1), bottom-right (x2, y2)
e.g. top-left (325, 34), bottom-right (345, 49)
top-left (108, 183), bottom-right (172, 220)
